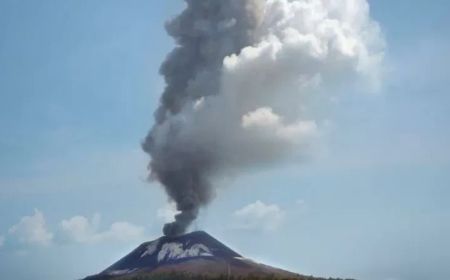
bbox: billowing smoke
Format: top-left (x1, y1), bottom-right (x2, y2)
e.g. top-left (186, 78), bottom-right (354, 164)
top-left (143, 0), bottom-right (384, 236)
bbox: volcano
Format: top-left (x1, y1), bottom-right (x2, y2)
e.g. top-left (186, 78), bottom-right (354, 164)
top-left (84, 231), bottom-right (347, 280)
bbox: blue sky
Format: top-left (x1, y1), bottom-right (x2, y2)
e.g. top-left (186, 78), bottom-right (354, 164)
top-left (0, 1), bottom-right (449, 280)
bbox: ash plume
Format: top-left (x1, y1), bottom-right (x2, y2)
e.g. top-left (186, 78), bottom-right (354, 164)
top-left (143, 0), bottom-right (384, 236)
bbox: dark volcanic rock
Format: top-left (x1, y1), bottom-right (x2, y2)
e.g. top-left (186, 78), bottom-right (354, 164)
top-left (103, 231), bottom-right (240, 274)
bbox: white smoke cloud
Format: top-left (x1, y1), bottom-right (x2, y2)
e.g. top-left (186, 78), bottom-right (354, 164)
top-left (144, 0), bottom-right (384, 235)
top-left (233, 200), bottom-right (285, 231)
top-left (60, 214), bottom-right (145, 244)
top-left (182, 0), bottom-right (383, 168)
top-left (157, 202), bottom-right (181, 223)
top-left (8, 209), bottom-right (53, 246)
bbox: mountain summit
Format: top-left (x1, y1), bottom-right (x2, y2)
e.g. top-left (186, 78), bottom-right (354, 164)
top-left (84, 231), bottom-right (347, 280)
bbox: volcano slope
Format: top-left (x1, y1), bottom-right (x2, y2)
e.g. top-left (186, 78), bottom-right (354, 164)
top-left (84, 231), bottom-right (353, 280)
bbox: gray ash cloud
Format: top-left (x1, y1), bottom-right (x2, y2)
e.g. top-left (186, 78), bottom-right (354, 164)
top-left (143, 0), bottom-right (384, 236)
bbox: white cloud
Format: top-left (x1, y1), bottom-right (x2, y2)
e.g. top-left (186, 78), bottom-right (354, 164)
top-left (60, 214), bottom-right (100, 244)
top-left (6, 210), bottom-right (147, 247)
top-left (104, 222), bottom-right (146, 242)
top-left (8, 209), bottom-right (53, 246)
top-left (156, 202), bottom-right (180, 223)
top-left (233, 201), bottom-right (285, 231)
top-left (60, 214), bottom-right (145, 244)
